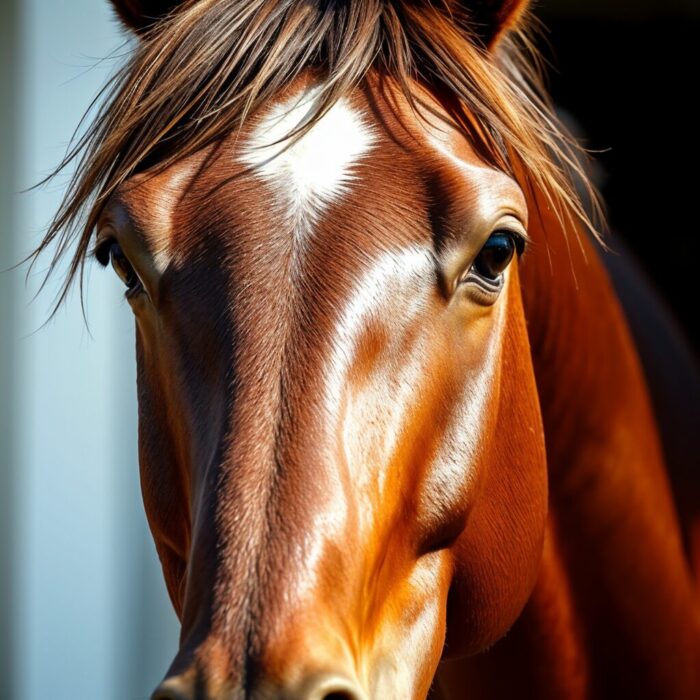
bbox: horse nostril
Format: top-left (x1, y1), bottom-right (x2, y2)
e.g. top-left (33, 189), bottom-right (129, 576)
top-left (151, 690), bottom-right (189, 700)
top-left (151, 678), bottom-right (193, 700)
top-left (151, 692), bottom-right (187, 700)
top-left (306, 676), bottom-right (364, 700)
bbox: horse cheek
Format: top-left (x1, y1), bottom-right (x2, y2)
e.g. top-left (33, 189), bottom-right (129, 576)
top-left (443, 268), bottom-right (547, 658)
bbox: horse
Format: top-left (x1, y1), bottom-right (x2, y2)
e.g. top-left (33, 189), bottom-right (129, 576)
top-left (34, 0), bottom-right (700, 698)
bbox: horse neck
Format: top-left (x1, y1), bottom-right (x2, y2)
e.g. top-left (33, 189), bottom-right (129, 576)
top-left (436, 198), bottom-right (700, 700)
top-left (517, 199), bottom-right (700, 696)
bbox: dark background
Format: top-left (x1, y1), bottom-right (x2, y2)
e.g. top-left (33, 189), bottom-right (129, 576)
top-left (537, 0), bottom-right (699, 353)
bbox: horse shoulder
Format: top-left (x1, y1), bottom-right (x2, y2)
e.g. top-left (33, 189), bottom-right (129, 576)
top-left (601, 236), bottom-right (700, 585)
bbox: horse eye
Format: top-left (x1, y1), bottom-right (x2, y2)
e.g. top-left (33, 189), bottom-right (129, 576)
top-left (101, 240), bottom-right (140, 291)
top-left (472, 231), bottom-right (523, 282)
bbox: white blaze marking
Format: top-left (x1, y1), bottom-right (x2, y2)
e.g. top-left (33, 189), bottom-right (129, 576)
top-left (241, 87), bottom-right (376, 240)
top-left (324, 246), bottom-right (435, 499)
top-left (324, 243), bottom-right (510, 532)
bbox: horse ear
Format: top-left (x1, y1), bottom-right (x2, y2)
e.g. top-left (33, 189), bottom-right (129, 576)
top-left (463, 0), bottom-right (531, 48)
top-left (109, 0), bottom-right (186, 33)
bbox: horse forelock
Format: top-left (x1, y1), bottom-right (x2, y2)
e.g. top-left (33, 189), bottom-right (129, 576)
top-left (33, 0), bottom-right (602, 313)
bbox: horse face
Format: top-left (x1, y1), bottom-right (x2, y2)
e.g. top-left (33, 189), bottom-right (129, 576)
top-left (98, 78), bottom-right (547, 699)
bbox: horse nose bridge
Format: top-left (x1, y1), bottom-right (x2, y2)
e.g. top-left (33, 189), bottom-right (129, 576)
top-left (171, 330), bottom-right (373, 695)
top-left (174, 444), bottom-right (364, 676)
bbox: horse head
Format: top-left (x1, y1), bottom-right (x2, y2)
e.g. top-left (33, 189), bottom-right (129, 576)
top-left (40, 0), bottom-right (600, 697)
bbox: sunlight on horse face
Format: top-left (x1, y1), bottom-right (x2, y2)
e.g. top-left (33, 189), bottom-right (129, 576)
top-left (98, 76), bottom-right (547, 699)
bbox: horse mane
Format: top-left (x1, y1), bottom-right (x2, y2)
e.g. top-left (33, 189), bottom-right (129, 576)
top-left (33, 0), bottom-right (603, 310)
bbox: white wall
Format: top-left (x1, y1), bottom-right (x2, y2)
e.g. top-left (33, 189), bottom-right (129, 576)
top-left (2, 2), bottom-right (179, 698)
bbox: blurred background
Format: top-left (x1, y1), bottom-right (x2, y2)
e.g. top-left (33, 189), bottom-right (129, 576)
top-left (540, 0), bottom-right (700, 354)
top-left (0, 3), bottom-right (179, 700)
top-left (0, 1), bottom-right (697, 699)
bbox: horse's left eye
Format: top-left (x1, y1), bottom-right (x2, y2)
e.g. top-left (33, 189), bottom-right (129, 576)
top-left (97, 240), bottom-right (141, 292)
top-left (472, 231), bottom-right (524, 282)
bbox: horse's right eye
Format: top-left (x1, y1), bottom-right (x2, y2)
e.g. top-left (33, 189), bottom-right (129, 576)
top-left (472, 231), bottom-right (524, 282)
